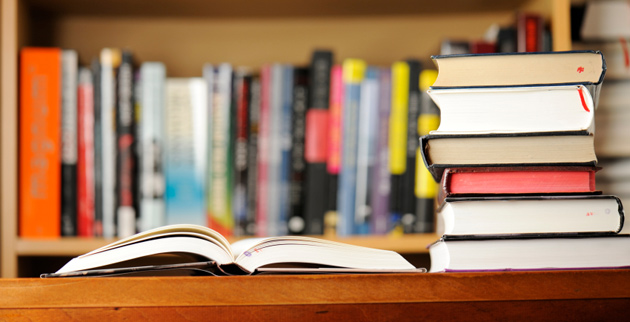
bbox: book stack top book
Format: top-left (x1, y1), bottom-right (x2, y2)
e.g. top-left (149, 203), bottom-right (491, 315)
top-left (421, 50), bottom-right (630, 273)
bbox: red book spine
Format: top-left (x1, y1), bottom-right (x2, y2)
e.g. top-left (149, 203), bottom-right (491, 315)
top-left (77, 68), bottom-right (95, 237)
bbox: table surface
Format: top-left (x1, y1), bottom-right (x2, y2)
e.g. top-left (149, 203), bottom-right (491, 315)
top-left (1, 269), bottom-right (629, 321)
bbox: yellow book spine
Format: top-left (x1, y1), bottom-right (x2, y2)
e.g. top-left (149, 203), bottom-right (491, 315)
top-left (389, 61), bottom-right (409, 175)
top-left (416, 69), bottom-right (440, 198)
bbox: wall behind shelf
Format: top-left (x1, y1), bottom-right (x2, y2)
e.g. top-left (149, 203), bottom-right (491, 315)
top-left (30, 12), bottom-right (518, 76)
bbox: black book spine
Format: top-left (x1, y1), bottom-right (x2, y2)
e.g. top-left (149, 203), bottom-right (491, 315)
top-left (234, 73), bottom-right (252, 236)
top-left (92, 58), bottom-right (103, 237)
top-left (288, 67), bottom-right (309, 234)
top-left (401, 59), bottom-right (422, 234)
top-left (115, 51), bottom-right (137, 237)
top-left (61, 50), bottom-right (78, 236)
top-left (245, 77), bottom-right (261, 236)
top-left (303, 50), bottom-right (333, 235)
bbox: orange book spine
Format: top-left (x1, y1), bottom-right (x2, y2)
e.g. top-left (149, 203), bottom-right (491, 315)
top-left (19, 47), bottom-right (62, 238)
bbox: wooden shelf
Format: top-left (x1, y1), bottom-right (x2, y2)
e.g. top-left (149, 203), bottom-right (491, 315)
top-left (1, 270), bottom-right (629, 320)
top-left (15, 234), bottom-right (438, 257)
top-left (2, 0), bottom-right (572, 277)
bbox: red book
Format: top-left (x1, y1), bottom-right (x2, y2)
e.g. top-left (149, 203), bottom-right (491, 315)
top-left (19, 47), bottom-right (62, 238)
top-left (438, 166), bottom-right (599, 203)
top-left (77, 68), bottom-right (95, 237)
top-left (255, 65), bottom-right (272, 236)
top-left (517, 12), bottom-right (543, 52)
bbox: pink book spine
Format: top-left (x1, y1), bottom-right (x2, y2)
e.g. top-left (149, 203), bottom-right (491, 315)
top-left (327, 65), bottom-right (344, 175)
top-left (77, 68), bottom-right (95, 237)
top-left (255, 66), bottom-right (271, 236)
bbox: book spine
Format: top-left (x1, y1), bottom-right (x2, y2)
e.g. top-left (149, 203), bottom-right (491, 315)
top-left (304, 50), bottom-right (333, 235)
top-left (233, 72), bottom-right (251, 236)
top-left (115, 51), bottom-right (137, 238)
top-left (370, 68), bottom-right (392, 235)
top-left (388, 61), bottom-right (410, 233)
top-left (415, 69), bottom-right (440, 233)
top-left (354, 67), bottom-right (379, 235)
top-left (326, 65), bottom-right (343, 235)
top-left (19, 47), bottom-right (62, 238)
top-left (256, 66), bottom-right (271, 236)
top-left (77, 67), bottom-right (95, 237)
top-left (208, 64), bottom-right (234, 236)
top-left (100, 48), bottom-right (120, 238)
top-left (266, 64), bottom-right (287, 236)
top-left (61, 49), bottom-right (78, 237)
top-left (337, 59), bottom-right (366, 236)
top-left (288, 67), bottom-right (309, 235)
top-left (401, 59), bottom-right (422, 234)
top-left (277, 65), bottom-right (294, 236)
top-left (138, 62), bottom-right (166, 232)
top-left (517, 12), bottom-right (544, 53)
top-left (164, 78), bottom-right (208, 226)
top-left (245, 76), bottom-right (261, 236)
top-left (91, 58), bottom-right (103, 237)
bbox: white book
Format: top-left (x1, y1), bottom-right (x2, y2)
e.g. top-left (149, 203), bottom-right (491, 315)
top-left (138, 62), bottom-right (166, 232)
top-left (427, 85), bottom-right (595, 135)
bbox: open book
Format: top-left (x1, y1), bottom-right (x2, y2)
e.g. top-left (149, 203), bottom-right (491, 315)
top-left (43, 224), bottom-right (422, 277)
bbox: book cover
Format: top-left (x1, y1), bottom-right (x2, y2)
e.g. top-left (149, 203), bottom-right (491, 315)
top-left (115, 51), bottom-right (137, 238)
top-left (207, 64), bottom-right (234, 236)
top-left (517, 12), bottom-right (544, 52)
top-left (370, 68), bottom-right (392, 235)
top-left (233, 71), bottom-right (252, 237)
top-left (288, 67), bottom-right (309, 235)
top-left (304, 50), bottom-right (333, 235)
top-left (91, 57), bottom-right (103, 237)
top-left (100, 48), bottom-right (121, 238)
top-left (61, 49), bottom-right (78, 237)
top-left (256, 66), bottom-right (272, 236)
top-left (430, 50), bottom-right (607, 89)
top-left (427, 84), bottom-right (595, 135)
top-left (420, 131), bottom-right (598, 182)
top-left (438, 166), bottom-right (599, 200)
top-left (77, 67), bottom-right (95, 237)
top-left (388, 61), bottom-right (410, 232)
top-left (325, 64), bottom-right (343, 236)
top-left (19, 47), bottom-right (62, 238)
top-left (415, 69), bottom-right (440, 233)
top-left (245, 76), bottom-right (261, 236)
top-left (354, 67), bottom-right (379, 235)
top-left (164, 78), bottom-right (208, 227)
top-left (138, 62), bottom-right (166, 232)
top-left (337, 58), bottom-right (366, 236)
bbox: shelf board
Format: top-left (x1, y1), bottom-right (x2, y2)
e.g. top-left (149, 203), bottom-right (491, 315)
top-left (15, 234), bottom-right (437, 257)
top-left (24, 0), bottom-right (531, 17)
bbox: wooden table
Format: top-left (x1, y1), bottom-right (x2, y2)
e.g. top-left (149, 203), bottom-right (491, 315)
top-left (1, 269), bottom-right (629, 321)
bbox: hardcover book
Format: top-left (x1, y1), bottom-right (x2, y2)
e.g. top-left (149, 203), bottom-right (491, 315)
top-left (19, 47), bottom-right (62, 238)
top-left (429, 234), bottom-right (630, 273)
top-left (233, 71), bottom-right (253, 237)
top-left (430, 51), bottom-right (606, 92)
top-left (77, 67), bottom-right (96, 237)
top-left (420, 131), bottom-right (597, 182)
top-left (61, 49), bottom-right (79, 237)
top-left (138, 62), bottom-right (166, 232)
top-left (436, 194), bottom-right (623, 238)
top-left (304, 50), bottom-right (333, 235)
top-left (288, 67), bottom-right (309, 235)
top-left (164, 78), bottom-right (208, 227)
top-left (44, 224), bottom-right (419, 277)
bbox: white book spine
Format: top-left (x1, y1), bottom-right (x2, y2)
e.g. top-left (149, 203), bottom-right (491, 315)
top-left (100, 48), bottom-right (117, 238)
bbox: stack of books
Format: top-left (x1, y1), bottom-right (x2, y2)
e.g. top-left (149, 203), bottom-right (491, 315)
top-left (421, 50), bottom-right (630, 272)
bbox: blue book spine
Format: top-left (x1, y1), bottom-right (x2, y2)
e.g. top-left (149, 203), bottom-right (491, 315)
top-left (337, 59), bottom-right (366, 236)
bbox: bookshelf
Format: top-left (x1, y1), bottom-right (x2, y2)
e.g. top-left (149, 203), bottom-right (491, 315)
top-left (1, 0), bottom-right (572, 278)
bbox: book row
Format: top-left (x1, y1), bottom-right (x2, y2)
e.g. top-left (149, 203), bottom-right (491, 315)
top-left (19, 47), bottom-right (440, 239)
